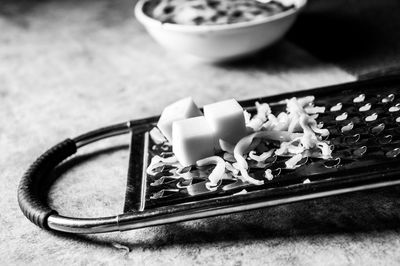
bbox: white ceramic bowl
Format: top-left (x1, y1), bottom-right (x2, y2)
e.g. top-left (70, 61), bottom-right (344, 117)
top-left (135, 0), bottom-right (307, 62)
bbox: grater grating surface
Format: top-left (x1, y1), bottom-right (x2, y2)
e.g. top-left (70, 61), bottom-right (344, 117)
top-left (124, 78), bottom-right (400, 212)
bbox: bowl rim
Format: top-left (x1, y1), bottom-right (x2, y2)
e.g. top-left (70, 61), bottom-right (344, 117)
top-left (135, 0), bottom-right (308, 32)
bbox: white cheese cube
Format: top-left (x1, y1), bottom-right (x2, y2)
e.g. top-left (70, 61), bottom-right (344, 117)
top-left (204, 99), bottom-right (246, 144)
top-left (172, 116), bottom-right (216, 166)
top-left (157, 97), bottom-right (202, 142)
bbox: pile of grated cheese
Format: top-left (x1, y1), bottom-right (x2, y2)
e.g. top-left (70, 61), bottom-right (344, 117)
top-left (147, 96), bottom-right (332, 188)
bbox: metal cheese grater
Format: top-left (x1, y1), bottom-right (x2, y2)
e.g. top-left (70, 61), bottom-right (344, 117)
top-left (18, 75), bottom-right (400, 234)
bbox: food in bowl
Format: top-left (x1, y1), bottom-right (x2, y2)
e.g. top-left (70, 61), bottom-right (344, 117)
top-left (135, 0), bottom-right (307, 61)
top-left (147, 0), bottom-right (295, 25)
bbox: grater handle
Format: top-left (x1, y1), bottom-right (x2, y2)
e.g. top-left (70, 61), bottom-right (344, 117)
top-left (17, 120), bottom-right (150, 231)
top-left (17, 139), bottom-right (77, 229)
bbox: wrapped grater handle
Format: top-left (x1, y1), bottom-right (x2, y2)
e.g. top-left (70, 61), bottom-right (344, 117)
top-left (17, 120), bottom-right (151, 232)
top-left (17, 139), bottom-right (77, 229)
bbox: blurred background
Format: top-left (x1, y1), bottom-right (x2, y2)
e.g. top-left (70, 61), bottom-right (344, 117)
top-left (1, 0), bottom-right (400, 76)
top-left (288, 0), bottom-right (400, 78)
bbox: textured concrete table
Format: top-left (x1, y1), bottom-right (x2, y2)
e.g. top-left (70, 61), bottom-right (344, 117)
top-left (2, 0), bottom-right (400, 265)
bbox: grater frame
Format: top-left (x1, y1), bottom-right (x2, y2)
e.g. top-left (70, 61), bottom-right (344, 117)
top-left (18, 75), bottom-right (400, 234)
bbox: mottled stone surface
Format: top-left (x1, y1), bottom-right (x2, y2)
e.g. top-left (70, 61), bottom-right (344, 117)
top-left (3, 0), bottom-right (400, 265)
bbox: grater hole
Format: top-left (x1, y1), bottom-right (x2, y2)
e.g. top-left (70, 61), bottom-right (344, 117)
top-left (150, 189), bottom-right (180, 199)
top-left (382, 94), bottom-right (395, 103)
top-left (344, 134), bottom-right (361, 144)
top-left (371, 123), bottom-right (385, 135)
top-left (271, 168), bottom-right (282, 177)
top-left (341, 121), bottom-right (354, 133)
top-left (150, 190), bottom-right (164, 199)
top-left (176, 166), bottom-right (192, 174)
top-left (378, 135), bottom-right (393, 145)
top-left (336, 112), bottom-right (348, 121)
top-left (330, 103), bottom-right (343, 112)
top-left (222, 180), bottom-right (247, 191)
top-left (389, 103), bottom-right (400, 113)
top-left (323, 158), bottom-right (341, 168)
top-left (365, 113), bottom-right (378, 122)
top-left (397, 117), bottom-right (400, 123)
top-left (177, 179), bottom-right (193, 188)
top-left (160, 151), bottom-right (173, 157)
top-left (296, 156), bottom-right (309, 167)
top-left (150, 177), bottom-right (166, 186)
top-left (386, 148), bottom-right (400, 158)
top-left (353, 146), bottom-right (367, 157)
top-left (151, 165), bottom-right (175, 177)
top-left (353, 94), bottom-right (366, 103)
top-left (359, 103), bottom-right (372, 112)
top-left (162, 164), bottom-right (178, 173)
